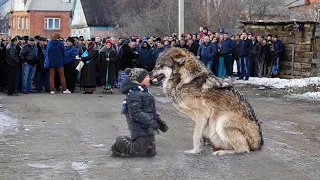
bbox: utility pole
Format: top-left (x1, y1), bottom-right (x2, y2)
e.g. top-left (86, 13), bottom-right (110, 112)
top-left (178, 0), bottom-right (184, 37)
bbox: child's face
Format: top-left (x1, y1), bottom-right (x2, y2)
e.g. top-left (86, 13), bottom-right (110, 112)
top-left (141, 75), bottom-right (150, 87)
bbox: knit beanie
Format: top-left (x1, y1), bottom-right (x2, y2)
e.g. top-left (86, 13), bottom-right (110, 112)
top-left (125, 68), bottom-right (149, 83)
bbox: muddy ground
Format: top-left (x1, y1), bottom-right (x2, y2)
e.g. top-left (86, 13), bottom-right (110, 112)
top-left (0, 85), bottom-right (319, 180)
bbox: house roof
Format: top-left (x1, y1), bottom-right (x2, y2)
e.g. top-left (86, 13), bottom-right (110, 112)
top-left (79, 0), bottom-right (112, 26)
top-left (239, 20), bottom-right (318, 25)
top-left (25, 0), bottom-right (72, 11)
top-left (285, 0), bottom-right (309, 8)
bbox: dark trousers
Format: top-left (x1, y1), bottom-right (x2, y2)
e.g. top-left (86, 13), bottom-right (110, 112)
top-left (223, 55), bottom-right (232, 76)
top-left (212, 56), bottom-right (219, 76)
top-left (64, 64), bottom-right (76, 93)
top-left (35, 69), bottom-right (50, 92)
top-left (251, 56), bottom-right (260, 77)
top-left (112, 135), bottom-right (156, 157)
top-left (7, 64), bottom-right (17, 95)
top-left (14, 66), bottom-right (21, 91)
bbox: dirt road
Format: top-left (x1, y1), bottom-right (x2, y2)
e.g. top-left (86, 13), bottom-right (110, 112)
top-left (0, 86), bottom-right (319, 180)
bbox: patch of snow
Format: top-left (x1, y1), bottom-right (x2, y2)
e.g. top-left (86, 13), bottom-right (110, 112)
top-left (286, 92), bottom-right (320, 101)
top-left (154, 97), bottom-right (171, 103)
top-left (72, 161), bottom-right (90, 171)
top-left (233, 77), bottom-right (320, 89)
top-left (27, 163), bottom-right (54, 169)
top-left (0, 113), bottom-right (19, 134)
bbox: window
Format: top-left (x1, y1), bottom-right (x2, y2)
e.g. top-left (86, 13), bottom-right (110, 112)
top-left (17, 17), bottom-right (20, 29)
top-left (26, 18), bottom-right (28, 29)
top-left (21, 18), bottom-right (24, 29)
top-left (12, 17), bottom-right (16, 29)
top-left (44, 18), bottom-right (60, 30)
top-left (61, 0), bottom-right (71, 2)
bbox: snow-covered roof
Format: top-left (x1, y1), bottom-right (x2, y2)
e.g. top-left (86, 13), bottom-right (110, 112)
top-left (285, 0), bottom-right (309, 9)
top-left (25, 0), bottom-right (72, 11)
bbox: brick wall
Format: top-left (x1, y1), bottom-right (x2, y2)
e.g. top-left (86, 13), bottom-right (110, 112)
top-left (29, 11), bottom-right (70, 39)
top-left (10, 11), bottom-right (30, 37)
top-left (10, 11), bottom-right (71, 38)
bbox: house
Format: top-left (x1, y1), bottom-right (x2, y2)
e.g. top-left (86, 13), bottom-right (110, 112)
top-left (0, 0), bottom-right (10, 39)
top-left (240, 20), bottom-right (320, 78)
top-left (9, 0), bottom-right (73, 39)
top-left (69, 0), bottom-right (118, 40)
top-left (285, 0), bottom-right (320, 21)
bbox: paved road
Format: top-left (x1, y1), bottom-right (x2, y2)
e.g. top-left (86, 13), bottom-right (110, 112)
top-left (0, 86), bottom-right (319, 180)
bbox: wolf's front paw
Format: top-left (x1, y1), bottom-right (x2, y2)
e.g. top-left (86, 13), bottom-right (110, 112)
top-left (184, 149), bottom-right (201, 155)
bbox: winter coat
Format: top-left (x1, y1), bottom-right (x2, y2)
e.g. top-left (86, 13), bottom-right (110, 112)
top-left (197, 41), bottom-right (216, 61)
top-left (37, 44), bottom-right (46, 70)
top-left (74, 42), bottom-right (84, 56)
top-left (64, 45), bottom-right (77, 65)
top-left (232, 40), bottom-right (239, 60)
top-left (120, 78), bottom-right (159, 140)
top-left (6, 43), bottom-right (19, 66)
top-left (221, 38), bottom-right (234, 55)
top-left (153, 47), bottom-right (165, 62)
top-left (250, 41), bottom-right (263, 58)
top-left (187, 43), bottom-right (199, 56)
top-left (20, 44), bottom-right (38, 66)
top-left (139, 41), bottom-right (154, 69)
top-left (81, 48), bottom-right (96, 87)
top-left (118, 44), bottom-right (137, 71)
top-left (239, 38), bottom-right (253, 57)
top-left (47, 40), bottom-right (65, 68)
top-left (99, 46), bottom-right (118, 86)
top-left (273, 40), bottom-right (284, 57)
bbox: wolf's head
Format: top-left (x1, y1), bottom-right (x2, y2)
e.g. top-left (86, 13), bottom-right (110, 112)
top-left (152, 48), bottom-right (208, 84)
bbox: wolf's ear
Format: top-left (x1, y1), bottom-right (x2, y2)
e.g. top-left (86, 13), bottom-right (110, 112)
top-left (173, 57), bottom-right (185, 65)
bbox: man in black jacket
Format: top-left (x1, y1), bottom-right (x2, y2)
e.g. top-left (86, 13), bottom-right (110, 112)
top-left (238, 31), bottom-right (253, 80)
top-left (6, 37), bottom-right (20, 96)
top-left (186, 39), bottom-right (199, 56)
top-left (250, 35), bottom-right (263, 77)
top-left (35, 37), bottom-right (49, 92)
top-left (20, 38), bottom-right (38, 94)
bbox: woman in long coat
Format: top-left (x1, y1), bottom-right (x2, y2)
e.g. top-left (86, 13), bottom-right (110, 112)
top-left (80, 42), bottom-right (96, 94)
top-left (99, 40), bottom-right (118, 93)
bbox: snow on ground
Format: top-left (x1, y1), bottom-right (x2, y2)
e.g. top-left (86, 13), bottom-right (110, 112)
top-left (286, 92), bottom-right (320, 101)
top-left (0, 112), bottom-right (19, 134)
top-left (233, 77), bottom-right (320, 89)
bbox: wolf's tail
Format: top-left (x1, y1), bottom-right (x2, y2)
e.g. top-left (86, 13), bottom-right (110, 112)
top-left (248, 121), bottom-right (264, 151)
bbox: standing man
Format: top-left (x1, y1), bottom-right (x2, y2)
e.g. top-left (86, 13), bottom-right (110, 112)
top-left (186, 39), bottom-right (199, 56)
top-left (272, 35), bottom-right (284, 77)
top-left (221, 32), bottom-right (234, 78)
top-left (6, 37), bottom-right (20, 96)
top-left (238, 31), bottom-right (253, 81)
top-left (153, 41), bottom-right (165, 62)
top-left (20, 38), bottom-right (39, 94)
top-left (197, 36), bottom-right (216, 71)
top-left (35, 37), bottom-right (50, 92)
top-left (250, 36), bottom-right (263, 77)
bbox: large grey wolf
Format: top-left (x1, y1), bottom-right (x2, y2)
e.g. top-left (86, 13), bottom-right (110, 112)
top-left (152, 48), bottom-right (263, 155)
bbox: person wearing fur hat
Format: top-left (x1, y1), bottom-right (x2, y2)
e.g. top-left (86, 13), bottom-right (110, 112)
top-left (99, 39), bottom-right (118, 93)
top-left (111, 68), bottom-right (168, 157)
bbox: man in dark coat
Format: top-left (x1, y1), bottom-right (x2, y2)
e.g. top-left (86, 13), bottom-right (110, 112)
top-left (272, 35), bottom-right (284, 77)
top-left (20, 38), bottom-right (38, 94)
top-left (117, 40), bottom-right (137, 86)
top-left (186, 39), bottom-right (199, 56)
top-left (221, 32), bottom-right (234, 77)
top-left (35, 37), bottom-right (50, 92)
top-left (250, 36), bottom-right (263, 77)
top-left (138, 40), bottom-right (154, 72)
top-left (6, 37), bottom-right (20, 96)
top-left (238, 31), bottom-right (253, 80)
top-left (153, 41), bottom-right (165, 62)
top-left (197, 36), bottom-right (216, 71)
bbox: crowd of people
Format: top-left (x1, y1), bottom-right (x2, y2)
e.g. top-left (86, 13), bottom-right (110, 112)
top-left (0, 26), bottom-right (284, 96)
